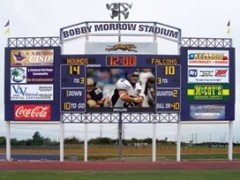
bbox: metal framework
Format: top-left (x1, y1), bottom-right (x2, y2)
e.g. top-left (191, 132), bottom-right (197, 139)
top-left (181, 37), bottom-right (232, 48)
top-left (62, 113), bottom-right (179, 123)
top-left (7, 37), bottom-right (232, 48)
top-left (8, 37), bottom-right (59, 47)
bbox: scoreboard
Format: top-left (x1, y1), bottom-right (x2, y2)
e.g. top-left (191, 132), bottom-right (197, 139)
top-left (60, 55), bottom-right (181, 113)
top-left (5, 47), bottom-right (235, 121)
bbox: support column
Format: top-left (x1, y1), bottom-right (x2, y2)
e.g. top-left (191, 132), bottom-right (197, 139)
top-left (84, 123), bottom-right (88, 162)
top-left (152, 123), bottom-right (157, 162)
top-left (118, 113), bottom-right (123, 161)
top-left (6, 121), bottom-right (11, 161)
top-left (176, 122), bottom-right (181, 162)
top-left (228, 121), bottom-right (233, 161)
top-left (60, 122), bottom-right (64, 162)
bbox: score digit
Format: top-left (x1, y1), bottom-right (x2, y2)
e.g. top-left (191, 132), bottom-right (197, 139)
top-left (79, 77), bottom-right (85, 84)
top-left (69, 65), bottom-right (80, 75)
top-left (165, 66), bottom-right (175, 75)
top-left (170, 102), bottom-right (180, 110)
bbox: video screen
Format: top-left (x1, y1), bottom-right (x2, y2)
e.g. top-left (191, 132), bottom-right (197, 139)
top-left (86, 68), bottom-right (155, 112)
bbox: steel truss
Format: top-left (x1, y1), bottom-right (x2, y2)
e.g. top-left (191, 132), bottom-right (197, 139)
top-left (7, 37), bottom-right (59, 47)
top-left (62, 113), bottom-right (179, 123)
top-left (182, 37), bottom-right (232, 48)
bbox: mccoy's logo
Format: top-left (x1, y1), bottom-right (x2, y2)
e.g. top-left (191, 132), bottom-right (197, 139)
top-left (187, 84), bottom-right (230, 100)
top-left (14, 105), bottom-right (51, 120)
top-left (105, 44), bottom-right (137, 52)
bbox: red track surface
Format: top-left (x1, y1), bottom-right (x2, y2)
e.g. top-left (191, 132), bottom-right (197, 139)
top-left (0, 160), bottom-right (240, 171)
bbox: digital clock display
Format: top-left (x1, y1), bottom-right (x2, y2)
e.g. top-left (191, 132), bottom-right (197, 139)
top-left (106, 56), bottom-right (137, 66)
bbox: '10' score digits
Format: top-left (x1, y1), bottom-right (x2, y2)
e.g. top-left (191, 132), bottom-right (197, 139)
top-left (156, 65), bottom-right (180, 88)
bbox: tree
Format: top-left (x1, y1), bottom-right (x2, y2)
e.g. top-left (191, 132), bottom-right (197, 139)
top-left (32, 131), bottom-right (44, 146)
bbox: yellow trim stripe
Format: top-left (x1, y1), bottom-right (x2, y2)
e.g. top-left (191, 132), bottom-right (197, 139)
top-left (222, 89), bottom-right (229, 96)
top-left (188, 89), bottom-right (194, 95)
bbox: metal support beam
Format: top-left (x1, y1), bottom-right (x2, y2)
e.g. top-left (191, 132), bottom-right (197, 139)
top-left (60, 122), bottom-right (64, 162)
top-left (176, 122), bottom-right (181, 162)
top-left (84, 123), bottom-right (88, 162)
top-left (228, 121), bottom-right (233, 161)
top-left (152, 123), bottom-right (157, 162)
top-left (118, 113), bottom-right (123, 161)
top-left (6, 121), bottom-right (11, 161)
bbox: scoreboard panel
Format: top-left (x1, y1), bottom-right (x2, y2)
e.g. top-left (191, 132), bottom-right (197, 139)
top-left (5, 48), bottom-right (234, 121)
top-left (60, 55), bottom-right (181, 113)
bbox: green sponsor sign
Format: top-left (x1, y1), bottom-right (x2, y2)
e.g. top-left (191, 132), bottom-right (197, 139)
top-left (187, 84), bottom-right (229, 100)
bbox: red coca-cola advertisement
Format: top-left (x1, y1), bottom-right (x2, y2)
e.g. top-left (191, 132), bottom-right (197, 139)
top-left (14, 105), bottom-right (51, 120)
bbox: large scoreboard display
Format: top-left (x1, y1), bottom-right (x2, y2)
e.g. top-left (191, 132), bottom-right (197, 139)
top-left (5, 47), bottom-right (235, 121)
top-left (60, 55), bottom-right (181, 113)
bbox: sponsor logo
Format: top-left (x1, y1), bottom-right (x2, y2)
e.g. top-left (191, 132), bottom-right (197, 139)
top-left (187, 84), bottom-right (230, 100)
top-left (13, 52), bottom-right (25, 62)
top-left (11, 67), bottom-right (27, 83)
top-left (12, 85), bottom-right (27, 96)
top-left (188, 53), bottom-right (228, 60)
top-left (14, 105), bottom-right (51, 120)
top-left (11, 85), bottom-right (53, 101)
top-left (215, 69), bottom-right (227, 77)
top-left (188, 68), bottom-right (229, 83)
top-left (105, 44), bottom-right (137, 52)
top-left (11, 49), bottom-right (54, 66)
top-left (189, 69), bottom-right (197, 77)
top-left (187, 50), bottom-right (229, 66)
top-left (190, 105), bottom-right (225, 120)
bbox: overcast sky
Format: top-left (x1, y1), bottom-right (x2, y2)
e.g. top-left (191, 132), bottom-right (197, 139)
top-left (1, 0), bottom-right (240, 142)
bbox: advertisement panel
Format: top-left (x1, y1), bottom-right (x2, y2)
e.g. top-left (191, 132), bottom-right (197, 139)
top-left (5, 47), bottom-right (61, 121)
top-left (181, 47), bottom-right (235, 121)
top-left (10, 49), bottom-right (54, 66)
top-left (187, 50), bottom-right (229, 66)
top-left (14, 104), bottom-right (51, 120)
top-left (188, 67), bottom-right (229, 83)
top-left (189, 104), bottom-right (225, 120)
top-left (11, 84), bottom-right (53, 101)
top-left (187, 84), bottom-right (229, 101)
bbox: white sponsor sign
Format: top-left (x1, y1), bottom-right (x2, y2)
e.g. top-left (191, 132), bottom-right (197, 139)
top-left (188, 67), bottom-right (229, 83)
top-left (187, 50), bottom-right (229, 66)
top-left (190, 105), bottom-right (225, 120)
top-left (85, 42), bottom-right (157, 54)
top-left (11, 84), bottom-right (53, 101)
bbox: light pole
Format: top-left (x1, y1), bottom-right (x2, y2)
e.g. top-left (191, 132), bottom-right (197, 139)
top-left (106, 3), bottom-right (132, 42)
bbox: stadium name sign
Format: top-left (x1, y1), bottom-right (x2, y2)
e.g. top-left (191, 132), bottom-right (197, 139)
top-left (60, 21), bottom-right (181, 43)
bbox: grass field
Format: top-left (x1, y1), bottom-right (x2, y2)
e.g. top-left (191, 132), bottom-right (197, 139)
top-left (1, 170), bottom-right (240, 180)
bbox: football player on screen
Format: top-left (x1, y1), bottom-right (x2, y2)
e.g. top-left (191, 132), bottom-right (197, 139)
top-left (86, 78), bottom-right (104, 107)
top-left (109, 69), bottom-right (144, 108)
top-left (139, 69), bottom-right (155, 107)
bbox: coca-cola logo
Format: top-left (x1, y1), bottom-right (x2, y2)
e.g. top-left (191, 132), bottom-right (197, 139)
top-left (14, 105), bottom-right (51, 120)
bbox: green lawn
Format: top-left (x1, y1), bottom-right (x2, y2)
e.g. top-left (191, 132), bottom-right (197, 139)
top-left (0, 170), bottom-right (240, 180)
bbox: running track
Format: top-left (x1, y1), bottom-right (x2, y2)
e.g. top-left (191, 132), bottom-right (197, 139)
top-left (0, 160), bottom-right (240, 171)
